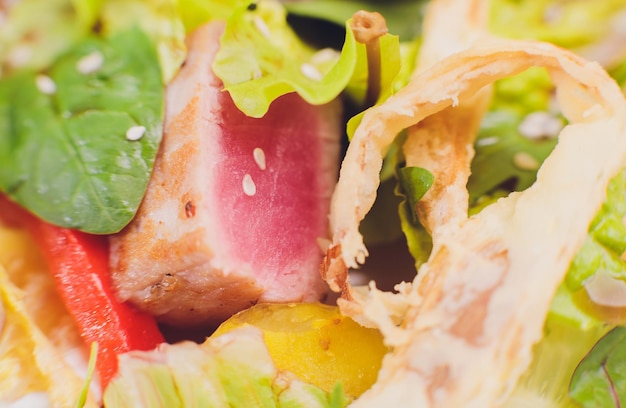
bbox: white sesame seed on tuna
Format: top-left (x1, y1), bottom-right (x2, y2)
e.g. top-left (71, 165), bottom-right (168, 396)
top-left (35, 75), bottom-right (57, 95)
top-left (77, 51), bottom-right (104, 74)
top-left (253, 147), bottom-right (266, 170)
top-left (242, 174), bottom-right (257, 196)
top-left (125, 125), bottom-right (146, 141)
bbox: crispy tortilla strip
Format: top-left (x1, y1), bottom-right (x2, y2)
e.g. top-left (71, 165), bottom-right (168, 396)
top-left (324, 40), bottom-right (626, 407)
top-left (407, 0), bottom-right (491, 236)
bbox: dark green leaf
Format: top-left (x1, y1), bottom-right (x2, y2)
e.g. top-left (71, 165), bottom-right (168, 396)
top-left (467, 67), bottom-right (559, 203)
top-left (395, 166), bottom-right (433, 268)
top-left (569, 326), bottom-right (626, 407)
top-left (0, 28), bottom-right (163, 234)
top-left (397, 166), bottom-right (433, 223)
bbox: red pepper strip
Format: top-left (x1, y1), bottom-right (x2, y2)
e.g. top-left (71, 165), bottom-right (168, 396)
top-left (0, 196), bottom-right (165, 387)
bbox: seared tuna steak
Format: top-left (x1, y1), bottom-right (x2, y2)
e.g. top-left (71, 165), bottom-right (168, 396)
top-left (109, 22), bottom-right (341, 327)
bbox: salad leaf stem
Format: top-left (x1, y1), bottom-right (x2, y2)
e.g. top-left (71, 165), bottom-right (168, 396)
top-left (350, 11), bottom-right (388, 108)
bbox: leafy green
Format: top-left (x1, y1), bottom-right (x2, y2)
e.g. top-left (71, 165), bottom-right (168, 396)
top-left (468, 67), bottom-right (559, 203)
top-left (546, 171), bottom-right (626, 326)
top-left (396, 167), bottom-right (434, 268)
top-left (213, 0), bottom-right (401, 118)
top-left (490, 0), bottom-right (626, 49)
top-left (104, 327), bottom-right (349, 408)
top-left (505, 316), bottom-right (609, 407)
top-left (397, 167), bottom-right (433, 224)
top-left (569, 326), bottom-right (626, 407)
top-left (283, 0), bottom-right (428, 41)
top-left (99, 0), bottom-right (186, 83)
top-left (177, 0), bottom-right (238, 32)
top-left (0, 0), bottom-right (97, 76)
top-left (75, 342), bottom-right (98, 408)
top-left (0, 28), bottom-right (163, 234)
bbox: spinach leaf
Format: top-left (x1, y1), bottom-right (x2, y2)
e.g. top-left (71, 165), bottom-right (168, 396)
top-left (0, 27), bottom-right (163, 234)
top-left (396, 166), bottom-right (434, 268)
top-left (569, 326), bottom-right (626, 407)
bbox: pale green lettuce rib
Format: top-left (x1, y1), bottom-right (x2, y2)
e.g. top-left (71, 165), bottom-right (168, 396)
top-left (212, 0), bottom-right (401, 118)
top-left (104, 327), bottom-right (349, 408)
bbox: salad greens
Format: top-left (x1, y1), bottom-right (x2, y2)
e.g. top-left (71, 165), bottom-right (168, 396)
top-left (212, 0), bottom-right (401, 118)
top-left (570, 326), bottom-right (626, 407)
top-left (104, 327), bottom-right (349, 408)
top-left (2, 0), bottom-right (626, 406)
top-left (0, 0), bottom-right (402, 232)
top-left (282, 0), bottom-right (427, 41)
top-left (0, 0), bottom-right (99, 76)
top-left (0, 28), bottom-right (163, 234)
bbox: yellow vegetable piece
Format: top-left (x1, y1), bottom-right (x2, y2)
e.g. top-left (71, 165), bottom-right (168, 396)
top-left (213, 302), bottom-right (388, 398)
top-left (0, 224), bottom-right (97, 406)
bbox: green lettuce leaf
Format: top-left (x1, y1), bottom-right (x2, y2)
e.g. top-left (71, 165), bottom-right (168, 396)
top-left (549, 170), bottom-right (626, 326)
top-left (177, 0), bottom-right (238, 32)
top-left (0, 0), bottom-right (98, 76)
top-left (282, 0), bottom-right (428, 41)
top-left (467, 67), bottom-right (559, 203)
top-left (0, 28), bottom-right (163, 234)
top-left (98, 0), bottom-right (186, 83)
top-left (104, 327), bottom-right (349, 408)
top-left (504, 316), bottom-right (609, 407)
top-left (569, 326), bottom-right (626, 408)
top-left (490, 0), bottom-right (626, 49)
top-left (212, 0), bottom-right (401, 118)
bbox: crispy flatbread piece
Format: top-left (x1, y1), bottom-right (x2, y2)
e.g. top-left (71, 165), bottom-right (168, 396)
top-left (323, 30), bottom-right (626, 408)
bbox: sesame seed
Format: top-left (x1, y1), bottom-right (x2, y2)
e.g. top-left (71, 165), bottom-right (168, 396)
top-left (311, 48), bottom-right (340, 64)
top-left (77, 51), bottom-right (104, 74)
top-left (301, 63), bottom-right (323, 81)
top-left (242, 174), bottom-right (257, 196)
top-left (35, 75), bottom-right (57, 95)
top-left (125, 125), bottom-right (146, 141)
top-left (518, 111), bottom-right (563, 139)
top-left (253, 147), bottom-right (266, 170)
top-left (476, 136), bottom-right (499, 147)
top-left (253, 15), bottom-right (271, 39)
top-left (513, 152), bottom-right (540, 171)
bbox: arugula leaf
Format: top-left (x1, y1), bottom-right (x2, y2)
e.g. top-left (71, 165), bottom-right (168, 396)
top-left (0, 28), bottom-right (163, 234)
top-left (570, 326), bottom-right (626, 407)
